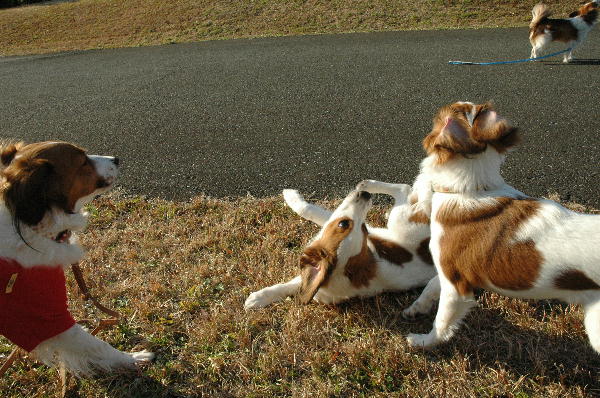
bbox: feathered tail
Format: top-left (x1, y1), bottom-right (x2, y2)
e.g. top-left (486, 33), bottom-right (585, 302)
top-left (530, 3), bottom-right (551, 29)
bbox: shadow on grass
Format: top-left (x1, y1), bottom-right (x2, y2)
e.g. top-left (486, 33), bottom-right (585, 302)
top-left (64, 373), bottom-right (189, 398)
top-left (336, 292), bottom-right (600, 391)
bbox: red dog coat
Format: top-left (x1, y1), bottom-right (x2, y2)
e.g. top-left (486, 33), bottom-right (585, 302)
top-left (0, 258), bottom-right (75, 352)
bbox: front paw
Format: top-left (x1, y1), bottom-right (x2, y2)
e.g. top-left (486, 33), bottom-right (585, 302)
top-left (244, 291), bottom-right (272, 310)
top-left (406, 333), bottom-right (437, 349)
top-left (355, 179), bottom-right (376, 192)
top-left (131, 350), bottom-right (154, 364)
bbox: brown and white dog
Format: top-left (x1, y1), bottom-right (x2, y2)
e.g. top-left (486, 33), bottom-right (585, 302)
top-left (529, 1), bottom-right (599, 62)
top-left (406, 102), bottom-right (600, 353)
top-left (244, 181), bottom-right (436, 309)
top-left (0, 141), bottom-right (153, 376)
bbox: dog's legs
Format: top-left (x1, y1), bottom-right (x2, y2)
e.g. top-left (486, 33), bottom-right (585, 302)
top-left (583, 297), bottom-right (600, 353)
top-left (283, 190), bottom-right (331, 226)
top-left (406, 275), bottom-right (475, 349)
top-left (32, 324), bottom-right (153, 376)
top-left (245, 276), bottom-right (302, 310)
top-left (356, 179), bottom-right (411, 204)
top-left (402, 275), bottom-right (440, 318)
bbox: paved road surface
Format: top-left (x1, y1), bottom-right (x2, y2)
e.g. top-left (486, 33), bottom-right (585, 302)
top-left (1, 28), bottom-right (599, 207)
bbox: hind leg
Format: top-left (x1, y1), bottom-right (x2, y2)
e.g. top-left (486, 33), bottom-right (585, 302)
top-left (583, 298), bottom-right (600, 353)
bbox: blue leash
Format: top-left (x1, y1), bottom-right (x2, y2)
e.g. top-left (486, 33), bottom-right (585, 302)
top-left (448, 47), bottom-right (572, 65)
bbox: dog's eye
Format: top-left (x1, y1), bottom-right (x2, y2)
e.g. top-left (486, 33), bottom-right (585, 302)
top-left (338, 220), bottom-right (350, 229)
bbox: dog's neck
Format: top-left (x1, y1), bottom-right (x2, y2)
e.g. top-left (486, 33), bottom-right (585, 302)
top-left (412, 147), bottom-right (507, 214)
top-left (0, 203), bottom-right (87, 268)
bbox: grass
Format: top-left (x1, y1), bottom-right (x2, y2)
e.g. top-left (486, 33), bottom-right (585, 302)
top-left (0, 0), bottom-right (584, 56)
top-left (1, 192), bottom-right (598, 397)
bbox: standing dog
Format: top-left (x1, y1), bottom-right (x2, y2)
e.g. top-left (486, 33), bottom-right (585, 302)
top-left (245, 181), bottom-right (436, 309)
top-left (406, 101), bottom-right (600, 353)
top-left (529, 1), bottom-right (599, 62)
top-left (0, 141), bottom-right (153, 375)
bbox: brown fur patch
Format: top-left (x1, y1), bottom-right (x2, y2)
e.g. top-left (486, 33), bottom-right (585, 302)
top-left (409, 210), bottom-right (430, 224)
top-left (416, 238), bottom-right (434, 265)
top-left (554, 269), bottom-right (600, 290)
top-left (343, 224), bottom-right (377, 288)
top-left (369, 235), bottom-right (413, 266)
top-left (437, 197), bottom-right (543, 296)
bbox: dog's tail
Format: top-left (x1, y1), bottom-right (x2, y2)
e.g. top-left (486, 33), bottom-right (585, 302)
top-left (530, 3), bottom-right (551, 29)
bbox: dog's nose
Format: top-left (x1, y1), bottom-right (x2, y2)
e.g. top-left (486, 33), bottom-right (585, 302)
top-left (357, 191), bottom-right (371, 200)
top-left (112, 157), bottom-right (120, 166)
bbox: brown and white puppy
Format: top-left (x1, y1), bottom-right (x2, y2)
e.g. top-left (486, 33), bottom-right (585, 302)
top-left (0, 141), bottom-right (153, 376)
top-left (244, 181), bottom-right (436, 309)
top-left (529, 1), bottom-right (599, 62)
top-left (407, 102), bottom-right (600, 353)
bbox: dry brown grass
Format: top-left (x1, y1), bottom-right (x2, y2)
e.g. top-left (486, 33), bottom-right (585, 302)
top-left (0, 0), bottom-right (584, 56)
top-left (1, 192), bottom-right (598, 397)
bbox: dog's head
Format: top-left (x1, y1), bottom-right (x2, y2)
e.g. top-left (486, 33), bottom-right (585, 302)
top-left (0, 141), bottom-right (119, 227)
top-left (423, 101), bottom-right (520, 165)
top-left (298, 190), bottom-right (373, 303)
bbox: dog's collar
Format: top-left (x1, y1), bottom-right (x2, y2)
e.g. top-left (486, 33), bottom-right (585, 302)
top-left (431, 183), bottom-right (488, 194)
top-left (53, 230), bottom-right (71, 244)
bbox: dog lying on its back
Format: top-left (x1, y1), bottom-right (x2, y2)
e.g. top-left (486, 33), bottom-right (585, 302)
top-left (245, 180), bottom-right (436, 309)
top-left (0, 141), bottom-right (153, 376)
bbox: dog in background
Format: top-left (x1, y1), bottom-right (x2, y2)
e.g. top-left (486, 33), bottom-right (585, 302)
top-left (0, 141), bottom-right (153, 376)
top-left (529, 1), bottom-right (599, 62)
top-left (245, 180), bottom-right (436, 309)
top-left (406, 101), bottom-right (600, 353)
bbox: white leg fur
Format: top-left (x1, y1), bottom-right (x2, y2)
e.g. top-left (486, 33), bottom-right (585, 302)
top-left (355, 180), bottom-right (411, 203)
top-left (402, 275), bottom-right (440, 318)
top-left (283, 190), bottom-right (331, 226)
top-left (583, 298), bottom-right (600, 353)
top-left (245, 276), bottom-right (302, 310)
top-left (32, 324), bottom-right (154, 377)
top-left (407, 275), bottom-right (476, 349)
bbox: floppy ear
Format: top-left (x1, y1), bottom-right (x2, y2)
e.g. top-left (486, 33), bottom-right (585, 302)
top-left (423, 115), bottom-right (479, 162)
top-left (3, 159), bottom-right (55, 225)
top-left (0, 142), bottom-right (26, 167)
top-left (298, 246), bottom-right (335, 304)
top-left (472, 112), bottom-right (521, 153)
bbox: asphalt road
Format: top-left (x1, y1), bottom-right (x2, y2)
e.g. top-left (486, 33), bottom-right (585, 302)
top-left (1, 28), bottom-right (599, 207)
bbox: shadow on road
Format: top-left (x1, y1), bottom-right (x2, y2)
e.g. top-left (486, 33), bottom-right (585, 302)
top-left (544, 58), bottom-right (600, 65)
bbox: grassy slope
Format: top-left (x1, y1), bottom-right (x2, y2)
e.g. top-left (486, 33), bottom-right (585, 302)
top-left (0, 0), bottom-right (580, 56)
top-left (1, 193), bottom-right (598, 397)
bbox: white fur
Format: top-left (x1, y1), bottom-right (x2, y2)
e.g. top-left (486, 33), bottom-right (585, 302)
top-left (1, 150), bottom-right (154, 375)
top-left (245, 180), bottom-right (437, 309)
top-left (406, 104), bottom-right (600, 352)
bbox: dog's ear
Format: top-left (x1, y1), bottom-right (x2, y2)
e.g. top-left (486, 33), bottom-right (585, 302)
top-left (3, 158), bottom-right (56, 226)
top-left (423, 111), bottom-right (479, 162)
top-left (471, 109), bottom-right (521, 153)
top-left (298, 246), bottom-right (335, 304)
top-left (1, 142), bottom-right (26, 167)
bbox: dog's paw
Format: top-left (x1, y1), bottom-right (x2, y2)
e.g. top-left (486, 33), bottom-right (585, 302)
top-left (406, 333), bottom-right (436, 349)
top-left (244, 291), bottom-right (273, 310)
top-left (131, 350), bottom-right (154, 364)
top-left (402, 301), bottom-right (433, 319)
top-left (355, 180), bottom-right (377, 192)
top-left (282, 189), bottom-right (303, 205)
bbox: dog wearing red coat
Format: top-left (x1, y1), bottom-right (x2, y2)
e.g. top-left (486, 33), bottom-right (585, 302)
top-left (0, 141), bottom-right (153, 376)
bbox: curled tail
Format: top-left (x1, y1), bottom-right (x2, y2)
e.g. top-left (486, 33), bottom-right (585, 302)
top-left (530, 3), bottom-right (551, 29)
